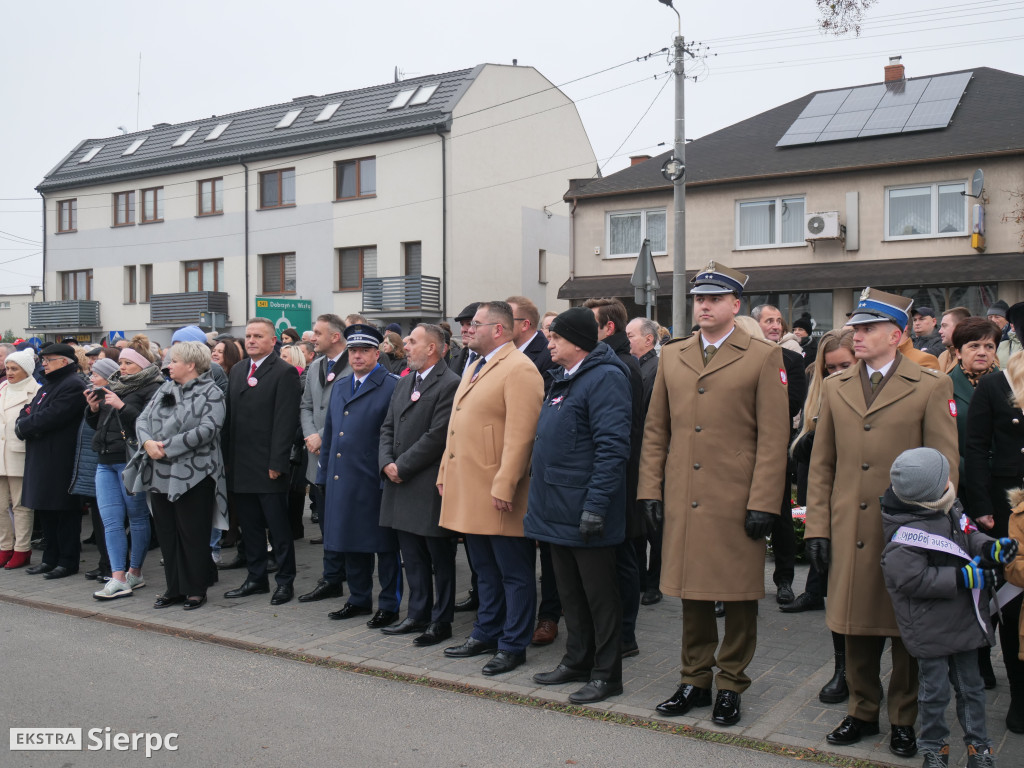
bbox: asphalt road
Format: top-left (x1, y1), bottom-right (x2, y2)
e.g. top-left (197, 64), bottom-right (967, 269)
top-left (1, 603), bottom-right (816, 768)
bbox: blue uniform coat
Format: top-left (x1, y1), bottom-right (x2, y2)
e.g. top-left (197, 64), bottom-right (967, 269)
top-left (317, 364), bottom-right (399, 553)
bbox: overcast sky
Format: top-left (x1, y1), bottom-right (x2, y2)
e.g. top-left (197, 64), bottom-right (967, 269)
top-left (2, 0), bottom-right (1021, 293)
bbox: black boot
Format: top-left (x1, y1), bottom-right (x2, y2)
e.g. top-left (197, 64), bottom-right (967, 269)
top-left (819, 633), bottom-right (848, 704)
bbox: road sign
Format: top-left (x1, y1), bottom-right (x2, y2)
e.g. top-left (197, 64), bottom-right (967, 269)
top-left (630, 239), bottom-right (660, 318)
top-left (108, 331), bottom-right (125, 345)
top-left (255, 296), bottom-right (312, 338)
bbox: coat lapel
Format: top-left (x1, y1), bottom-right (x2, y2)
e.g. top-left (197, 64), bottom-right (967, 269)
top-left (836, 365), bottom-right (868, 415)
top-left (866, 358), bottom-right (919, 416)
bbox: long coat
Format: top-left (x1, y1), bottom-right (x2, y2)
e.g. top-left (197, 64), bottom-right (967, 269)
top-left (637, 324), bottom-right (790, 600)
top-left (378, 361), bottom-right (460, 537)
top-left (16, 363), bottom-right (87, 511)
top-left (949, 363), bottom-right (976, 485)
top-left (224, 352), bottom-right (300, 494)
top-left (437, 342), bottom-right (544, 537)
top-left (804, 354), bottom-right (959, 636)
top-left (0, 377), bottom-right (39, 477)
top-left (299, 351), bottom-right (350, 483)
top-left (317, 364), bottom-right (399, 553)
top-left (963, 370), bottom-right (1024, 523)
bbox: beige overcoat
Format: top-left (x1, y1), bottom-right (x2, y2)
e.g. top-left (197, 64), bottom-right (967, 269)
top-left (0, 378), bottom-right (40, 477)
top-left (804, 355), bottom-right (959, 636)
top-left (437, 342), bottom-right (543, 537)
top-left (637, 325), bottom-right (790, 600)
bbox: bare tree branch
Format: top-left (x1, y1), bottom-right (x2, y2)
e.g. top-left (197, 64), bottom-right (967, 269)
top-left (817, 0), bottom-right (878, 37)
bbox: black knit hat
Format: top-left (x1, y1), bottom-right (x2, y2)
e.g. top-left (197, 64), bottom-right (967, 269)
top-left (791, 317), bottom-right (813, 335)
top-left (1007, 302), bottom-right (1024, 335)
top-left (550, 307), bottom-right (598, 352)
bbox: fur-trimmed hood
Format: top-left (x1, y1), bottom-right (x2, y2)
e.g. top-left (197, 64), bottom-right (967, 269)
top-left (1009, 487), bottom-right (1024, 514)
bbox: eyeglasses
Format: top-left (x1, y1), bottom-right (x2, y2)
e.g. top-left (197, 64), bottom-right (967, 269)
top-left (469, 322), bottom-right (499, 329)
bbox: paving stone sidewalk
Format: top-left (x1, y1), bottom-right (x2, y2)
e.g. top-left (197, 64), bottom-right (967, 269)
top-left (3, 518), bottom-right (1021, 768)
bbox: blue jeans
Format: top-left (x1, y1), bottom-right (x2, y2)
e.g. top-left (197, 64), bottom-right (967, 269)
top-left (96, 463), bottom-right (151, 573)
top-left (917, 650), bottom-right (991, 754)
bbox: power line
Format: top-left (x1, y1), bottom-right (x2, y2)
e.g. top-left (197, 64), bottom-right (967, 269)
top-left (600, 75), bottom-right (672, 174)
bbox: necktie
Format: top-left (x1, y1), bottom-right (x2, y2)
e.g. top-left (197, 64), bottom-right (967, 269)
top-left (353, 377), bottom-right (362, 396)
top-left (415, 373), bottom-right (423, 391)
top-left (466, 350), bottom-right (477, 369)
top-left (703, 344), bottom-right (717, 365)
top-left (249, 361), bottom-right (257, 378)
top-left (869, 371), bottom-right (883, 391)
top-left (471, 356), bottom-right (486, 381)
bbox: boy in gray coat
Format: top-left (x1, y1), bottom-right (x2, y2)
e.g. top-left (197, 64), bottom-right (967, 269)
top-left (881, 447), bottom-right (1018, 768)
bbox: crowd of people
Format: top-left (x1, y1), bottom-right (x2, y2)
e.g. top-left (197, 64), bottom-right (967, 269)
top-left (2, 268), bottom-right (1023, 766)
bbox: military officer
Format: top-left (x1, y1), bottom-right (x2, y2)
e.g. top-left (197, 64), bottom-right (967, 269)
top-left (804, 288), bottom-right (959, 759)
top-left (637, 261), bottom-right (790, 726)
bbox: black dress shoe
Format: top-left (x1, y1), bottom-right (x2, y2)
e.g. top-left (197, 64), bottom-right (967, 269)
top-left (217, 555), bottom-right (247, 570)
top-left (183, 595), bottom-right (207, 611)
top-left (298, 580), bottom-right (343, 602)
top-left (711, 690), bottom-right (741, 725)
top-left (84, 567), bottom-right (109, 581)
top-left (779, 592), bottom-right (825, 613)
top-left (444, 637), bottom-right (498, 658)
top-left (776, 582), bottom-right (795, 604)
top-left (655, 683), bottom-right (712, 716)
top-left (381, 617), bottom-right (428, 635)
top-left (43, 565), bottom-right (76, 580)
top-left (482, 650), bottom-right (526, 676)
top-left (413, 622), bottom-right (452, 647)
top-left (267, 560), bottom-right (278, 574)
top-left (328, 603), bottom-right (372, 620)
top-left (454, 590), bottom-right (479, 612)
top-left (641, 588), bottom-right (662, 606)
top-left (714, 601), bottom-right (725, 617)
top-left (366, 609), bottom-right (399, 629)
top-left (270, 585), bottom-right (294, 605)
top-left (25, 562), bottom-right (55, 575)
top-left (621, 643), bottom-right (640, 659)
top-left (309, 536), bottom-right (323, 545)
top-left (826, 715), bottom-right (880, 745)
top-left (533, 664), bottom-right (590, 686)
top-left (224, 580), bottom-right (270, 598)
top-left (569, 679), bottom-right (623, 705)
top-left (153, 594), bottom-right (186, 609)
top-left (889, 725), bottom-right (917, 757)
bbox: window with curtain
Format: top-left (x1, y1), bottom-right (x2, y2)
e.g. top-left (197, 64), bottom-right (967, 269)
top-left (736, 196), bottom-right (805, 248)
top-left (338, 246), bottom-right (377, 291)
top-left (261, 253), bottom-right (296, 294)
top-left (606, 208), bottom-right (667, 258)
top-left (886, 182), bottom-right (966, 239)
top-left (184, 259), bottom-right (224, 292)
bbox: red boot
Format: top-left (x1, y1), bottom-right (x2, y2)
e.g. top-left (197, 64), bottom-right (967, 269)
top-left (4, 550), bottom-right (31, 569)
top-left (0, 550), bottom-right (13, 567)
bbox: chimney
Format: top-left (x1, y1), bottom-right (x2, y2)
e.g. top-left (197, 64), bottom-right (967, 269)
top-left (629, 155), bottom-right (651, 166)
top-left (884, 55), bottom-right (905, 83)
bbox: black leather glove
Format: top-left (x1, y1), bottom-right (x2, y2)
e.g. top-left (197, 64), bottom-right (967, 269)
top-left (639, 499), bottom-right (664, 535)
top-left (579, 511), bottom-right (604, 543)
top-left (805, 537), bottom-right (831, 574)
top-left (744, 510), bottom-right (775, 540)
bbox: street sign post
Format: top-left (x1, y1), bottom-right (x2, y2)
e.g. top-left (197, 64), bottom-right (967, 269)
top-left (630, 238), bottom-right (660, 320)
top-left (254, 296), bottom-right (313, 338)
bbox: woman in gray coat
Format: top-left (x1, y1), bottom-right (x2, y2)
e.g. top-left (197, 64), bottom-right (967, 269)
top-left (125, 342), bottom-right (226, 610)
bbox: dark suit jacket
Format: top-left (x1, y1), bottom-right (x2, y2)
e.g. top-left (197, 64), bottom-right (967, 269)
top-left (224, 352), bottom-right (300, 494)
top-left (965, 370), bottom-right (1024, 521)
top-left (605, 329), bottom-right (645, 537)
top-left (781, 347), bottom-right (808, 422)
top-left (520, 332), bottom-right (556, 377)
top-left (378, 361), bottom-right (461, 537)
top-left (450, 345), bottom-right (473, 376)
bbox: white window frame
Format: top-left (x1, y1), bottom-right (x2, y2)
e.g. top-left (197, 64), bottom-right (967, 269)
top-left (604, 207), bottom-right (667, 260)
top-left (734, 195), bottom-right (807, 250)
top-left (884, 180), bottom-right (968, 241)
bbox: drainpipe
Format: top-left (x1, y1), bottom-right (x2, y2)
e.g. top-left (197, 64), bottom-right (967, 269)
top-left (241, 160), bottom-right (250, 324)
top-left (438, 130), bottom-right (448, 318)
top-left (569, 197), bottom-right (578, 281)
top-left (39, 193), bottom-right (47, 302)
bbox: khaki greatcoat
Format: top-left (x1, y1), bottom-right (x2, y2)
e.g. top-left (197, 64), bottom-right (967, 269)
top-left (804, 354), bottom-right (959, 636)
top-left (437, 342), bottom-right (543, 537)
top-left (637, 325), bottom-right (790, 600)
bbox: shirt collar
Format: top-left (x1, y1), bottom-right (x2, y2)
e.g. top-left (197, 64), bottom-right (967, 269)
top-left (701, 325), bottom-right (735, 349)
top-left (517, 332), bottom-right (538, 353)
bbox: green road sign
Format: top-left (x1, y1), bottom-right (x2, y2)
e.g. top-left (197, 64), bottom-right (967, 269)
top-left (254, 296), bottom-right (313, 338)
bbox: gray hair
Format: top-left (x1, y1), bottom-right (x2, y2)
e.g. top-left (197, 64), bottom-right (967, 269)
top-left (750, 304), bottom-right (780, 321)
top-left (0, 343), bottom-right (16, 354)
top-left (416, 323), bottom-right (446, 349)
top-left (632, 318), bottom-right (659, 340)
top-left (170, 341), bottom-right (212, 373)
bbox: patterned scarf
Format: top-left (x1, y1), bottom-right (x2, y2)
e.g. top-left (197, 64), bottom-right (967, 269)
top-left (105, 363), bottom-right (164, 396)
top-left (959, 361), bottom-right (997, 388)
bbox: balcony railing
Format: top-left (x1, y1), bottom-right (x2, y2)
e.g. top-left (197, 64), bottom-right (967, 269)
top-left (149, 291), bottom-right (229, 327)
top-left (362, 275), bottom-right (441, 314)
top-left (27, 300), bottom-right (101, 329)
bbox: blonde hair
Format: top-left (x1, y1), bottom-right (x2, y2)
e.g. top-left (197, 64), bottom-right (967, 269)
top-left (1007, 349), bottom-right (1024, 408)
top-left (128, 334), bottom-right (156, 363)
top-left (794, 327), bottom-right (856, 445)
top-left (735, 315), bottom-right (765, 340)
top-left (279, 345), bottom-right (305, 370)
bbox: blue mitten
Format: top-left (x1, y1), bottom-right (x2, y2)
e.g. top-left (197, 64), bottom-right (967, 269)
top-left (987, 537), bottom-right (1018, 565)
top-left (958, 556), bottom-right (996, 590)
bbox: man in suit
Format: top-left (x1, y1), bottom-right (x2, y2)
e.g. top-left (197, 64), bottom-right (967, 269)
top-left (449, 303), bottom-right (481, 377)
top-left (805, 288), bottom-right (959, 758)
top-left (439, 301), bottom-right (544, 675)
top-left (317, 324), bottom-right (402, 628)
top-left (378, 324), bottom-right (461, 646)
top-left (298, 313), bottom-right (350, 600)
top-left (223, 317), bottom-right (301, 606)
top-left (638, 262), bottom-right (790, 726)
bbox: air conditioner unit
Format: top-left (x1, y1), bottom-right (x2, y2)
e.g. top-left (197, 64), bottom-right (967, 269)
top-left (804, 211), bottom-right (841, 239)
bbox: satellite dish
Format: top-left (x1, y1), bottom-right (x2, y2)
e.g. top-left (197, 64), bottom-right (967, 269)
top-left (971, 169), bottom-right (984, 198)
top-left (807, 215), bottom-right (826, 235)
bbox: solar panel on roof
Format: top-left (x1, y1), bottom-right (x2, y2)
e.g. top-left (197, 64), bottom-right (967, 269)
top-left (776, 72), bottom-right (971, 147)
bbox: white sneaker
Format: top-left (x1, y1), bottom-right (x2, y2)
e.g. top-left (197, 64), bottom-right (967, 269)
top-left (94, 579), bottom-right (132, 600)
top-left (125, 572), bottom-right (145, 590)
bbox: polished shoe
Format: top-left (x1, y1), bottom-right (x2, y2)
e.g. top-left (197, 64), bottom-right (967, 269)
top-left (711, 690), bottom-right (741, 725)
top-left (183, 595), bottom-right (207, 611)
top-left (298, 580), bottom-right (343, 602)
top-left (621, 643), bottom-right (640, 659)
top-left (655, 684), bottom-right (712, 716)
top-left (310, 510), bottom-right (319, 525)
top-left (531, 618), bottom-right (558, 646)
top-left (216, 554), bottom-right (247, 570)
top-left (153, 594), bottom-right (186, 609)
top-left (270, 585), bottom-right (294, 605)
top-left (413, 622), bottom-right (453, 647)
top-left (779, 591), bottom-right (824, 613)
top-left (1007, 697), bottom-right (1024, 733)
top-left (569, 679), bottom-right (623, 705)
top-left (43, 565), bottom-right (76, 580)
top-left (641, 588), bottom-right (662, 606)
top-left (714, 601), bottom-right (725, 617)
top-left (888, 725), bottom-right (917, 758)
top-left (366, 609), bottom-right (399, 629)
top-left (444, 637), bottom-right (498, 658)
top-left (309, 536), bottom-right (323, 545)
top-left (776, 582), bottom-right (795, 604)
top-left (223, 580), bottom-right (270, 599)
top-left (825, 715), bottom-right (880, 745)
top-left (482, 650), bottom-right (526, 676)
top-left (328, 603), bottom-right (372, 620)
top-left (25, 562), bottom-right (55, 575)
top-left (4, 550), bottom-right (31, 569)
top-left (381, 617), bottom-right (428, 635)
top-left (454, 589), bottom-right (479, 613)
top-left (533, 664), bottom-right (589, 686)
top-left (84, 567), bottom-right (110, 581)
top-left (818, 652), bottom-right (848, 703)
